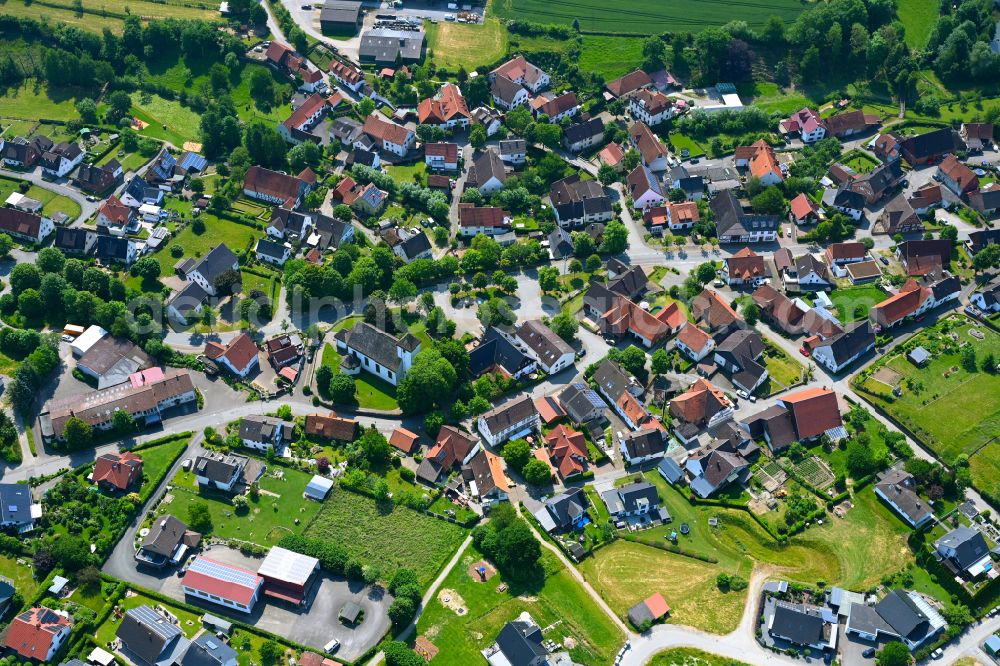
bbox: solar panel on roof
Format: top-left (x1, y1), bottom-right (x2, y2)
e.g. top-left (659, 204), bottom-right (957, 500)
top-left (190, 557), bottom-right (260, 588)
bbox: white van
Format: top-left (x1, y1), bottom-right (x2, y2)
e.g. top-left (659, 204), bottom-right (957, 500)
top-left (324, 639), bottom-right (341, 654)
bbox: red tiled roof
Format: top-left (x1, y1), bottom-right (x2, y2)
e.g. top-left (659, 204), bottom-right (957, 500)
top-left (725, 247), bottom-right (765, 280)
top-left (826, 241), bottom-right (866, 261)
top-left (534, 396), bottom-right (566, 424)
top-left (425, 142), bottom-right (459, 161)
top-left (99, 195), bottom-right (132, 225)
top-left (780, 387), bottom-right (842, 440)
top-left (181, 557), bottom-right (262, 605)
top-left (92, 451), bottom-right (143, 491)
top-left (265, 41), bottom-right (293, 64)
top-left (388, 427), bottom-right (419, 453)
top-left (283, 93), bottom-right (329, 130)
top-left (458, 203), bottom-right (511, 228)
top-left (644, 593), bottom-right (670, 619)
top-left (244, 166), bottom-right (305, 206)
top-left (329, 59), bottom-right (364, 85)
top-left (747, 139), bottom-right (781, 181)
top-left (5, 607), bottom-right (71, 660)
top-left (789, 192), bottom-right (819, 220)
top-left (417, 84), bottom-right (470, 125)
top-left (670, 377), bottom-right (730, 424)
top-left (305, 412), bottom-right (356, 441)
top-left (362, 114), bottom-right (412, 147)
top-left (938, 155), bottom-right (979, 194)
top-left (213, 333), bottom-right (259, 373)
top-left (598, 142), bottom-right (625, 167)
top-left (607, 69), bottom-right (652, 97)
top-left (692, 289), bottom-right (741, 330)
top-left (677, 322), bottom-right (710, 352)
top-left (544, 424), bottom-right (588, 478)
top-left (668, 201), bottom-right (699, 224)
top-left (870, 280), bottom-right (929, 327)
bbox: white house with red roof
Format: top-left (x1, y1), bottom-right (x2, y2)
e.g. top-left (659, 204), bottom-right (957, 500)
top-left (361, 114), bottom-right (415, 157)
top-left (4, 607), bottom-right (72, 661)
top-left (458, 204), bottom-right (512, 237)
top-left (779, 108), bottom-right (827, 143)
top-left (489, 56), bottom-right (550, 93)
top-left (95, 196), bottom-right (137, 235)
top-left (204, 333), bottom-right (260, 378)
top-left (181, 556), bottom-right (263, 613)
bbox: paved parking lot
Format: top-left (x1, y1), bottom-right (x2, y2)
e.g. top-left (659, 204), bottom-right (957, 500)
top-left (116, 544), bottom-right (392, 661)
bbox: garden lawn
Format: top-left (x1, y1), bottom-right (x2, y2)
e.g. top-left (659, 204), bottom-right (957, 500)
top-left (386, 161), bottom-right (428, 186)
top-left (831, 285), bottom-right (888, 322)
top-left (854, 316), bottom-right (1000, 461)
top-left (164, 463), bottom-right (323, 546)
top-left (668, 132), bottom-right (706, 159)
top-left (353, 373), bottom-right (400, 410)
top-left (95, 591), bottom-right (203, 647)
top-left (492, 0), bottom-right (805, 32)
top-left (577, 35), bottom-right (646, 81)
top-left (303, 489), bottom-right (467, 587)
top-left (737, 82), bottom-right (814, 116)
top-left (0, 555), bottom-right (40, 601)
top-left (650, 648), bottom-right (751, 666)
top-left (761, 346), bottom-right (803, 393)
top-left (131, 94), bottom-right (203, 146)
top-left (137, 434), bottom-right (191, 501)
top-left (416, 549), bottom-right (622, 666)
top-left (424, 16), bottom-right (507, 71)
top-left (151, 213), bottom-right (259, 275)
top-left (580, 540), bottom-right (746, 634)
top-left (969, 441), bottom-right (1000, 503)
top-left (98, 147), bottom-right (150, 173)
top-left (0, 176), bottom-right (82, 221)
top-left (896, 0), bottom-right (939, 49)
top-left (0, 80), bottom-right (79, 120)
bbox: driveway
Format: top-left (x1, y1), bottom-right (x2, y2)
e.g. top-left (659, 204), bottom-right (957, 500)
top-left (0, 165), bottom-right (97, 224)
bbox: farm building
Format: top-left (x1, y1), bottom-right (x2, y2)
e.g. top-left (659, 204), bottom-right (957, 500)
top-left (180, 557), bottom-right (264, 614)
top-left (257, 546), bottom-right (320, 605)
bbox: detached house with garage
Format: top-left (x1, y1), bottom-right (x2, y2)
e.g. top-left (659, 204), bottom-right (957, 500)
top-left (675, 323), bottom-right (715, 362)
top-left (490, 56), bottom-right (550, 93)
top-left (620, 429), bottom-right (666, 466)
top-left (335, 322), bottom-right (420, 386)
top-left (477, 395), bottom-right (539, 447)
top-left (0, 483), bottom-right (41, 534)
top-left (779, 108), bottom-right (826, 143)
top-left (4, 607), bottom-right (72, 662)
top-left (361, 114), bottom-right (415, 157)
top-left (601, 481), bottom-right (661, 519)
top-left (874, 466), bottom-right (933, 528)
top-left (742, 387), bottom-right (843, 452)
top-left (255, 238), bottom-right (292, 266)
top-left (514, 320), bottom-right (575, 374)
top-left (723, 248), bottom-right (767, 286)
top-left (810, 320), bottom-right (875, 373)
top-left (466, 148), bottom-right (507, 196)
top-left (498, 139), bottom-right (527, 165)
top-left (669, 378), bottom-right (734, 441)
top-left (416, 425), bottom-right (480, 486)
top-left (934, 527), bottom-right (993, 579)
top-left (424, 142), bottom-right (459, 171)
top-left (938, 154), bottom-right (979, 197)
top-left (186, 243), bottom-right (240, 296)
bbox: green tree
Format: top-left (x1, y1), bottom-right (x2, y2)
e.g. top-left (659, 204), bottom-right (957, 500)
top-left (187, 501), bottom-right (213, 533)
top-left (599, 220), bottom-right (628, 254)
top-left (75, 98), bottom-right (98, 123)
top-left (597, 163), bottom-right (618, 185)
top-left (112, 409), bottom-right (137, 435)
top-left (258, 640), bottom-right (283, 666)
top-left (875, 642), bottom-right (911, 666)
top-left (247, 68), bottom-right (275, 106)
top-left (37, 247), bottom-right (66, 274)
top-left (62, 417), bottom-right (93, 451)
top-left (650, 348), bottom-right (670, 374)
top-left (522, 457), bottom-right (552, 486)
top-left (751, 186), bottom-right (785, 215)
top-left (743, 301), bottom-right (761, 326)
top-left (357, 97), bottom-right (376, 117)
top-left (549, 311), bottom-right (579, 343)
top-left (502, 438), bottom-right (531, 472)
top-left (469, 124), bottom-right (487, 149)
top-left (585, 254), bottom-right (602, 272)
top-left (328, 374), bottom-right (356, 403)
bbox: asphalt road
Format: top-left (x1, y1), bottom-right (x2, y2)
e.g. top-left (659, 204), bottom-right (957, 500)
top-left (0, 165), bottom-right (97, 224)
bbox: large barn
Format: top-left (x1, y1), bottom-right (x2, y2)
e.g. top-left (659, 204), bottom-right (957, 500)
top-left (256, 546), bottom-right (320, 605)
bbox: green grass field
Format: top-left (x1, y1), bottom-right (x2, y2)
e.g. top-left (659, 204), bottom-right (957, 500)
top-left (668, 132), bottom-right (707, 159)
top-left (855, 316), bottom-right (1000, 461)
top-left (737, 81), bottom-right (815, 116)
top-left (0, 80), bottom-right (79, 121)
top-left (425, 16), bottom-right (508, 71)
top-left (163, 463), bottom-right (323, 546)
top-left (762, 346), bottom-right (803, 393)
top-left (0, 554), bottom-right (41, 602)
top-left (131, 94), bottom-right (203, 146)
top-left (896, 0), bottom-right (939, 48)
top-left (386, 161), bottom-right (428, 186)
top-left (416, 549), bottom-right (623, 666)
top-left (831, 285), bottom-right (888, 322)
top-left (650, 649), bottom-right (751, 666)
top-left (303, 489), bottom-right (467, 587)
top-left (137, 435), bottom-right (191, 501)
top-left (321, 337), bottom-right (400, 411)
top-left (969, 441), bottom-right (1000, 502)
top-left (493, 0), bottom-right (807, 33)
top-left (0, 0), bottom-right (220, 32)
top-left (152, 212), bottom-right (259, 275)
top-left (577, 35), bottom-right (647, 81)
top-left (0, 176), bottom-right (82, 221)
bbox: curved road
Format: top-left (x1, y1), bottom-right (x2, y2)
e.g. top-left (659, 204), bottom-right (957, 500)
top-left (0, 166), bottom-right (97, 224)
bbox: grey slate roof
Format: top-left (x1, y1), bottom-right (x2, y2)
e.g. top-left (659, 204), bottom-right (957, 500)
top-left (255, 238), bottom-right (289, 261)
top-left (193, 244), bottom-right (239, 285)
top-left (770, 601), bottom-right (826, 647)
top-left (516, 320), bottom-right (572, 367)
top-left (141, 515), bottom-right (189, 557)
top-left (934, 526), bottom-right (990, 571)
top-left (495, 620), bottom-right (547, 665)
top-left (181, 634), bottom-right (238, 666)
top-left (359, 28), bottom-right (424, 63)
top-left (564, 117), bottom-right (604, 145)
top-left (480, 395), bottom-right (537, 434)
top-left (336, 321), bottom-right (414, 373)
top-left (469, 328), bottom-right (533, 377)
top-left (0, 483), bottom-right (33, 527)
top-left (543, 488), bottom-right (588, 530)
top-left (117, 605), bottom-right (187, 666)
top-left (711, 189), bottom-right (780, 238)
top-left (558, 383), bottom-right (605, 423)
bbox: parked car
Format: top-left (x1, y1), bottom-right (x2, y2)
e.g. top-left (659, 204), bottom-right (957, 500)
top-left (799, 347), bottom-right (810, 357)
top-left (862, 648), bottom-right (876, 658)
top-left (931, 648), bottom-right (943, 659)
top-left (736, 389), bottom-right (750, 399)
top-left (324, 639), bottom-right (340, 654)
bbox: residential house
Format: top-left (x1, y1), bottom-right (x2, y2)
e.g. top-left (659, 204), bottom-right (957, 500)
top-left (304, 412), bottom-right (357, 442)
top-left (0, 207), bottom-right (53, 244)
top-left (204, 334), bottom-right (259, 378)
top-left (73, 160), bottom-right (123, 194)
top-left (490, 75), bottom-right (530, 110)
top-left (735, 139), bottom-right (782, 185)
top-left (969, 182), bottom-right (1000, 214)
top-left (971, 275), bottom-right (1000, 313)
top-left (462, 449), bottom-right (509, 507)
top-left (711, 190), bottom-right (780, 243)
top-left (628, 122), bottom-right (669, 171)
top-left (466, 148), bottom-right (507, 195)
top-left (39, 142), bottom-right (84, 178)
top-left (548, 226), bottom-right (574, 259)
top-left (5, 607), bottom-right (72, 662)
top-left (592, 359), bottom-right (643, 408)
top-left (848, 160), bottom-right (904, 205)
top-left (871, 132), bottom-right (902, 162)
top-left (601, 481), bottom-right (660, 518)
top-left (779, 108), bottom-right (826, 143)
top-left (95, 235), bottom-right (137, 266)
top-left (239, 415), bottom-right (294, 453)
top-left (532, 488), bottom-right (588, 533)
top-left (826, 241), bottom-right (868, 266)
top-left (767, 601), bottom-right (837, 653)
top-left (328, 59), bottom-right (366, 92)
top-left (193, 453), bottom-right (252, 494)
top-left (255, 238), bottom-right (292, 266)
top-left (629, 89), bottom-right (676, 125)
top-left (424, 142), bottom-right (459, 170)
top-left (384, 227), bottom-right (432, 263)
top-left (846, 260), bottom-right (883, 284)
top-left (821, 187), bottom-right (865, 221)
top-left (723, 248), bottom-right (767, 286)
top-left (874, 466), bottom-right (934, 528)
top-left (0, 483), bottom-right (41, 534)
top-left (789, 192), bottom-right (822, 225)
top-left (472, 106), bottom-right (503, 137)
top-left (934, 527), bottom-right (992, 578)
top-left (416, 425), bottom-right (480, 485)
top-left (186, 244), bottom-right (239, 296)
top-left (742, 387), bottom-right (842, 452)
top-left (120, 174), bottom-right (163, 208)
top-left (477, 395), bottom-right (539, 447)
top-left (333, 176), bottom-right (388, 216)
top-left (686, 439), bottom-right (751, 498)
top-left (824, 110), bottom-right (879, 137)
top-left (1, 136), bottom-right (47, 168)
top-left (620, 429), bottom-right (666, 466)
top-left (550, 174), bottom-right (612, 228)
top-left (937, 155), bottom-right (979, 197)
top-left (485, 617), bottom-right (555, 666)
top-left (563, 118), bottom-right (605, 153)
top-left (458, 204), bottom-right (511, 237)
top-left (558, 383), bottom-right (606, 425)
top-left (846, 589), bottom-right (946, 650)
top-left (878, 194), bottom-right (923, 236)
top-left (532, 91), bottom-right (578, 123)
top-left (184, 634), bottom-right (238, 666)
top-left (278, 93), bottom-right (339, 145)
top-left (135, 514), bottom-right (199, 568)
top-left (605, 69), bottom-right (653, 98)
top-left (692, 288), bottom-right (742, 332)
top-left (417, 83), bottom-right (471, 129)
top-left (490, 56), bottom-right (550, 93)
top-left (514, 320), bottom-right (575, 374)
top-left (266, 207), bottom-right (314, 241)
top-left (361, 114), bottom-right (415, 157)
top-left (54, 226), bottom-right (96, 256)
top-left (675, 323), bottom-right (715, 362)
top-left (469, 327), bottom-right (537, 379)
top-left (627, 164), bottom-right (666, 209)
top-left (669, 378), bottom-right (734, 438)
top-left (96, 196), bottom-right (137, 235)
top-left (713, 329), bottom-right (769, 394)
top-left (900, 127), bottom-right (962, 166)
top-left (642, 201), bottom-right (699, 234)
top-left (789, 254), bottom-right (833, 290)
top-left (334, 321), bottom-right (421, 386)
top-left (92, 451), bottom-right (143, 492)
top-left (897, 239), bottom-right (953, 276)
top-left (498, 139), bottom-right (527, 165)
top-left (116, 605), bottom-right (190, 666)
top-left (544, 424), bottom-right (589, 479)
top-left (810, 320), bottom-right (876, 373)
top-left (598, 141), bottom-right (626, 170)
top-left (388, 427), bottom-right (420, 454)
top-left (667, 166), bottom-right (705, 200)
top-left (243, 166), bottom-right (311, 208)
top-left (308, 213), bottom-right (355, 252)
top-left (966, 229), bottom-right (1000, 257)
top-left (960, 122), bottom-right (994, 150)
